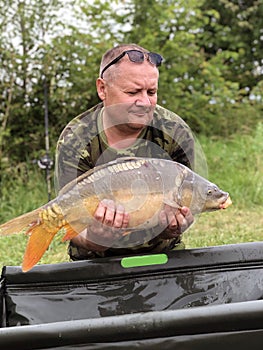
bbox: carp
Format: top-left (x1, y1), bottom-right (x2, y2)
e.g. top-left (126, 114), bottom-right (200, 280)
top-left (0, 157), bottom-right (232, 272)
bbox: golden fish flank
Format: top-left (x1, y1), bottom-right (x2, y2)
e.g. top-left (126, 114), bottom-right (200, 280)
top-left (0, 157), bottom-right (232, 272)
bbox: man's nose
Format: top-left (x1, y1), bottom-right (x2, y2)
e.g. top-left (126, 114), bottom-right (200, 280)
top-left (135, 92), bottom-right (151, 106)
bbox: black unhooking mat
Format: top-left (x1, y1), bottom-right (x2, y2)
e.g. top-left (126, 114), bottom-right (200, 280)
top-left (0, 241), bottom-right (263, 349)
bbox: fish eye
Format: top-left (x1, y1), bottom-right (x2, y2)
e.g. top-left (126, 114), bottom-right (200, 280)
top-left (207, 189), bottom-right (212, 195)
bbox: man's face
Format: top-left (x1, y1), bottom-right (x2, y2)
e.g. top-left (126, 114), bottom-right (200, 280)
top-left (98, 58), bottom-right (159, 131)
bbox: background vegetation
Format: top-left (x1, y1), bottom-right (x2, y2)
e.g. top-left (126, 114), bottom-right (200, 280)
top-left (0, 0), bottom-right (262, 270)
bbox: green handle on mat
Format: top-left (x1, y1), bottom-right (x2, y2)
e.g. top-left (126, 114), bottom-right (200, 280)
top-left (121, 254), bottom-right (168, 268)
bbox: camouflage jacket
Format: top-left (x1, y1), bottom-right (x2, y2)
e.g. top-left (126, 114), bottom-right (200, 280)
top-left (56, 103), bottom-right (195, 260)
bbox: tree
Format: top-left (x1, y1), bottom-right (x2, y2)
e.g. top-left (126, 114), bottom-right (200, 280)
top-left (0, 0), bottom-right (72, 164)
top-left (119, 0), bottom-right (262, 134)
top-left (1, 0), bottom-right (262, 169)
top-left (199, 0), bottom-right (263, 94)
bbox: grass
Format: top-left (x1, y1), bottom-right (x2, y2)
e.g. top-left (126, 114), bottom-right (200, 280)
top-left (0, 124), bottom-right (262, 271)
top-left (184, 206), bottom-right (263, 248)
top-left (0, 166), bottom-right (69, 269)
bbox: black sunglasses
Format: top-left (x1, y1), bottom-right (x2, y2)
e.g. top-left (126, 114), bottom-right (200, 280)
top-left (100, 49), bottom-right (163, 78)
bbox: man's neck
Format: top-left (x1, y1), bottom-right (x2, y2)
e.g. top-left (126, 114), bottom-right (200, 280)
top-left (104, 125), bottom-right (143, 149)
top-left (102, 113), bottom-right (144, 149)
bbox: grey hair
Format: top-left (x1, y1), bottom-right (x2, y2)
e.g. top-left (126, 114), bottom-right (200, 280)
top-left (99, 43), bottom-right (149, 80)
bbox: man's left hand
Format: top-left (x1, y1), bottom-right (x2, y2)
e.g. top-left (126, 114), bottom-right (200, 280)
top-left (158, 205), bottom-right (194, 239)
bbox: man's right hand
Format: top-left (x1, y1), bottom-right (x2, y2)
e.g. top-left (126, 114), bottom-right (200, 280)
top-left (71, 199), bottom-right (130, 251)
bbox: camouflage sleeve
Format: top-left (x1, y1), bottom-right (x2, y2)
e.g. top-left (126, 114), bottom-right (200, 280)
top-left (55, 128), bottom-right (92, 191)
top-left (55, 104), bottom-right (103, 191)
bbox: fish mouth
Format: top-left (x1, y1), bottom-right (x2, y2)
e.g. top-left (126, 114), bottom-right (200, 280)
top-left (219, 195), bottom-right (232, 209)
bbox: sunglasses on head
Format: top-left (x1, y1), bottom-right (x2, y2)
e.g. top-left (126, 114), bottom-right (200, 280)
top-left (100, 49), bottom-right (163, 78)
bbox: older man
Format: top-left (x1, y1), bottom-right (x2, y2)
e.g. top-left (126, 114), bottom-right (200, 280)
top-left (56, 43), bottom-right (195, 260)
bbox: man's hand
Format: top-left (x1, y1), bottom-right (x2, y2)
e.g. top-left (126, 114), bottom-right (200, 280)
top-left (94, 199), bottom-right (130, 229)
top-left (158, 205), bottom-right (194, 239)
top-left (72, 199), bottom-right (130, 250)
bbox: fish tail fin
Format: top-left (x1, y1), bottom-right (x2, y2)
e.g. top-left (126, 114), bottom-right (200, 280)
top-left (22, 223), bottom-right (79, 272)
top-left (0, 208), bottom-right (41, 235)
top-left (22, 223), bottom-right (57, 272)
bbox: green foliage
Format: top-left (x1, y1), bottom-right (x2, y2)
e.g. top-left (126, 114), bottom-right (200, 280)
top-left (199, 0), bottom-right (263, 90)
top-left (185, 206), bottom-right (263, 248)
top-left (186, 123), bottom-right (263, 248)
top-left (0, 0), bottom-right (262, 165)
top-left (0, 0), bottom-right (73, 164)
top-left (199, 122), bottom-right (263, 207)
top-left (0, 162), bottom-right (51, 223)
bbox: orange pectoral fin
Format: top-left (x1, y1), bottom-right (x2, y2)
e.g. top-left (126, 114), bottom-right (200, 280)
top-left (61, 224), bottom-right (79, 242)
top-left (22, 225), bottom-right (57, 272)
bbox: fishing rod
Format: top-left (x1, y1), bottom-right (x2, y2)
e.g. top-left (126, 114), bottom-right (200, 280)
top-left (37, 75), bottom-right (53, 201)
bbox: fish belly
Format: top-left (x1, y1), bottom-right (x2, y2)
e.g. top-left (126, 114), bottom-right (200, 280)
top-left (59, 189), bottom-right (165, 234)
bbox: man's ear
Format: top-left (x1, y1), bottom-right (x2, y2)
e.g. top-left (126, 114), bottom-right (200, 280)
top-left (96, 78), bottom-right (106, 100)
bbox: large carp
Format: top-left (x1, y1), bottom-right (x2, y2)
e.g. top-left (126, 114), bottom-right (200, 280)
top-left (0, 157), bottom-right (232, 272)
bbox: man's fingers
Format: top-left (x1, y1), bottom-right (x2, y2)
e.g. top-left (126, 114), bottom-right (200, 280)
top-left (159, 205), bottom-right (194, 239)
top-left (159, 209), bottom-right (168, 228)
top-left (94, 200), bottom-right (129, 229)
top-left (113, 204), bottom-right (129, 228)
top-left (166, 209), bottom-right (178, 229)
top-left (94, 200), bottom-right (107, 223)
top-left (103, 199), bottom-right (116, 225)
top-left (178, 206), bottom-right (194, 231)
top-left (159, 205), bottom-right (180, 229)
